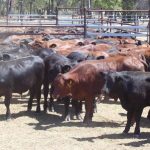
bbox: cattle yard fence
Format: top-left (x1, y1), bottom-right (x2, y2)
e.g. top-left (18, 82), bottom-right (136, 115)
top-left (0, 7), bottom-right (149, 42)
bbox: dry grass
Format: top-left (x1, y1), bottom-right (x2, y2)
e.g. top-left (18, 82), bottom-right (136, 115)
top-left (0, 94), bottom-right (149, 150)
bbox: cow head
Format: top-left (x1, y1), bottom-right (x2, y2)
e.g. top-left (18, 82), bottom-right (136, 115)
top-left (101, 72), bottom-right (123, 97)
top-left (28, 40), bottom-right (44, 49)
top-left (52, 73), bottom-right (74, 98)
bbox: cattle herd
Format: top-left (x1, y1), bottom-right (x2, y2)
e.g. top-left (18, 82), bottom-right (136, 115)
top-left (0, 29), bottom-right (150, 138)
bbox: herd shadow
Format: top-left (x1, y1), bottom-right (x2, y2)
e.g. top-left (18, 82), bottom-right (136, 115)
top-left (119, 112), bottom-right (150, 129)
top-left (0, 96), bottom-right (122, 130)
top-left (0, 108), bottom-right (121, 130)
top-left (72, 132), bottom-right (150, 147)
top-left (0, 96), bottom-right (149, 147)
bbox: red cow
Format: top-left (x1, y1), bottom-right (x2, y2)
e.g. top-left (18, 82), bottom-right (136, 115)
top-left (52, 55), bottom-right (145, 124)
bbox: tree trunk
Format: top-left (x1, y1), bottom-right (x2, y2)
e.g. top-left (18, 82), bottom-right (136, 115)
top-left (51, 0), bottom-right (54, 13)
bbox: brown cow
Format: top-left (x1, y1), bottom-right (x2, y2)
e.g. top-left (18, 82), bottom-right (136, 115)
top-left (52, 55), bottom-right (145, 124)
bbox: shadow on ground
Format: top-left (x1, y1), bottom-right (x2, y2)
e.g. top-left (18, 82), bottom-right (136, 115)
top-left (0, 107), bottom-right (121, 130)
top-left (72, 132), bottom-right (150, 147)
top-left (119, 112), bottom-right (150, 129)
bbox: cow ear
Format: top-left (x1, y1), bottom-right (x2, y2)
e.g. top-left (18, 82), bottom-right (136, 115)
top-left (49, 43), bottom-right (57, 48)
top-left (91, 41), bottom-right (96, 45)
top-left (77, 41), bottom-right (85, 46)
top-left (62, 65), bottom-right (71, 73)
top-left (66, 79), bottom-right (74, 89)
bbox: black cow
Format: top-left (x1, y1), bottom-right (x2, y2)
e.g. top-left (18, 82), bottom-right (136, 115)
top-left (67, 51), bottom-right (95, 62)
top-left (0, 56), bottom-right (44, 119)
top-left (32, 49), bottom-right (80, 120)
top-left (31, 48), bottom-right (55, 60)
top-left (101, 71), bottom-right (150, 137)
top-left (43, 53), bottom-right (77, 113)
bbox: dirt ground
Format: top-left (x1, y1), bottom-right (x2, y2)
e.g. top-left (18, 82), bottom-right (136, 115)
top-left (0, 94), bottom-right (149, 150)
top-left (0, 30), bottom-right (149, 150)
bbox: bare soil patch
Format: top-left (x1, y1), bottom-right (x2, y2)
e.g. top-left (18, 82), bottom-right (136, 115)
top-left (0, 95), bottom-right (149, 150)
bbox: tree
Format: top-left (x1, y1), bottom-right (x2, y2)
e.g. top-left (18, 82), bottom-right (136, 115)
top-left (122, 0), bottom-right (137, 10)
top-left (92, 0), bottom-right (122, 9)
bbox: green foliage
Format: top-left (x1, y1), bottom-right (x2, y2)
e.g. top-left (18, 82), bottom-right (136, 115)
top-left (0, 0), bottom-right (140, 16)
top-left (122, 0), bottom-right (137, 9)
top-left (93, 0), bottom-right (122, 9)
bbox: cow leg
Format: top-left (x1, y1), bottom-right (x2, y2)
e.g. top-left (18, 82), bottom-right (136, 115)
top-left (28, 88), bottom-right (35, 111)
top-left (83, 100), bottom-right (93, 124)
top-left (35, 86), bottom-right (41, 113)
top-left (134, 108), bottom-right (143, 137)
top-left (123, 110), bottom-right (133, 134)
top-left (49, 87), bottom-right (55, 112)
top-left (93, 98), bottom-right (97, 113)
top-left (79, 100), bottom-right (83, 113)
top-left (131, 112), bottom-right (136, 126)
top-left (147, 109), bottom-right (150, 120)
top-left (72, 100), bottom-right (82, 120)
top-left (64, 97), bottom-right (71, 121)
top-left (43, 82), bottom-right (49, 112)
top-left (4, 93), bottom-right (12, 120)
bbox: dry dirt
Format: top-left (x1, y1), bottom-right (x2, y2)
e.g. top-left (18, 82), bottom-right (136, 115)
top-left (0, 31), bottom-right (149, 149)
top-left (0, 94), bottom-right (149, 150)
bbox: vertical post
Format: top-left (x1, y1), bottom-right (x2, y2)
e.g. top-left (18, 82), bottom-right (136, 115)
top-left (80, 6), bottom-right (83, 24)
top-left (19, 0), bottom-right (23, 24)
top-left (29, 1), bottom-right (32, 21)
top-left (6, 0), bottom-right (9, 25)
top-left (51, 0), bottom-right (54, 13)
top-left (100, 10), bottom-right (103, 32)
top-left (110, 19), bottom-right (112, 32)
top-left (72, 14), bottom-right (73, 24)
top-left (48, 0), bottom-right (50, 14)
top-left (56, 7), bottom-right (58, 25)
top-left (84, 7), bottom-right (87, 38)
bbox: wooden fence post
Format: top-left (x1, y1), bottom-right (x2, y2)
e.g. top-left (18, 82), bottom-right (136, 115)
top-left (148, 8), bottom-right (150, 45)
top-left (56, 7), bottom-right (58, 25)
top-left (101, 10), bottom-right (103, 32)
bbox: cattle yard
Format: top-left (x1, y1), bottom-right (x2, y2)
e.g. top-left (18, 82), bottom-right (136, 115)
top-left (0, 6), bottom-right (150, 150)
top-left (0, 8), bottom-right (149, 40)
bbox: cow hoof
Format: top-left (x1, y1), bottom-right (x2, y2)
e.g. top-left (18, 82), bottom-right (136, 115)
top-left (133, 134), bottom-right (140, 138)
top-left (49, 107), bottom-right (55, 112)
top-left (43, 109), bottom-right (47, 113)
top-left (122, 130), bottom-right (129, 134)
top-left (36, 107), bottom-right (41, 113)
top-left (27, 108), bottom-right (31, 112)
top-left (43, 105), bottom-right (47, 112)
top-left (6, 115), bottom-right (11, 121)
top-left (27, 105), bottom-right (32, 111)
top-left (36, 110), bottom-right (41, 113)
top-left (83, 119), bottom-right (92, 125)
top-left (64, 115), bottom-right (71, 122)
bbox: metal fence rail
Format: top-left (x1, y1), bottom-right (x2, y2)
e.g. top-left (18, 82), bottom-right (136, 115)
top-left (0, 8), bottom-right (149, 41)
